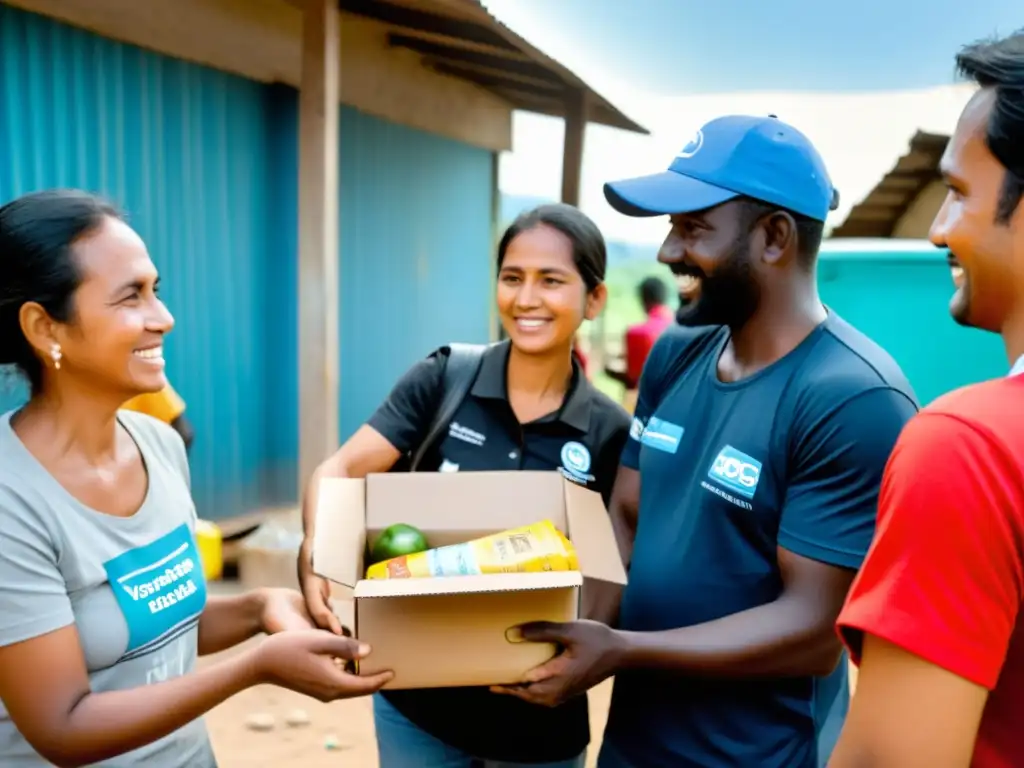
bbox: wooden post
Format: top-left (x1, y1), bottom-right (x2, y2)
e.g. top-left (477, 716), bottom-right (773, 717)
top-left (297, 0), bottom-right (340, 489)
top-left (560, 88), bottom-right (598, 366)
top-left (560, 88), bottom-right (587, 207)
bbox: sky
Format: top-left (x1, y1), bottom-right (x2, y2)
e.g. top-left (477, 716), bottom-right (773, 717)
top-left (482, 0), bottom-right (1021, 244)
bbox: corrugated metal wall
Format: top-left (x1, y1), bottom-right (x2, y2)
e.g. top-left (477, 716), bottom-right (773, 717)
top-left (0, 3), bottom-right (275, 519)
top-left (262, 88), bottom-right (496, 503)
top-left (337, 103), bottom-right (496, 436)
top-left (1, 5), bottom-right (497, 513)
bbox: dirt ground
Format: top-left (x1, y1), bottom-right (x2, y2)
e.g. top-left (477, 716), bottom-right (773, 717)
top-left (199, 594), bottom-right (858, 766)
top-left (201, 591), bottom-right (613, 768)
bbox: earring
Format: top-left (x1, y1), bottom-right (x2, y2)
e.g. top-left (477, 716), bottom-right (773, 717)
top-left (50, 343), bottom-right (62, 371)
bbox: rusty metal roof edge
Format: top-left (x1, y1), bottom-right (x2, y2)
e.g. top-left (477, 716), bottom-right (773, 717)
top-left (468, 0), bottom-right (649, 135)
top-left (831, 129), bottom-right (950, 237)
top-left (908, 130), bottom-right (952, 147)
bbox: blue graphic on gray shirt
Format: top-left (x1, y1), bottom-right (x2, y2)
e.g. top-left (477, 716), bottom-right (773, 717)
top-left (103, 523), bottom-right (207, 660)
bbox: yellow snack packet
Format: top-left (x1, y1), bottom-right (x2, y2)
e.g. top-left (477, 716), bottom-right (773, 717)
top-left (365, 519), bottom-right (579, 580)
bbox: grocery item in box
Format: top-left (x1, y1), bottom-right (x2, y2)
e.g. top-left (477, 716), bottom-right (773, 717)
top-left (365, 519), bottom-right (578, 579)
top-left (369, 523), bottom-right (430, 564)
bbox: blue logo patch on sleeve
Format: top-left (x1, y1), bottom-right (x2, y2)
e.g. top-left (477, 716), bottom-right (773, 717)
top-left (629, 417), bottom-right (645, 442)
top-left (103, 523), bottom-right (208, 661)
top-left (639, 417), bottom-right (684, 454)
top-left (707, 445), bottom-right (762, 499)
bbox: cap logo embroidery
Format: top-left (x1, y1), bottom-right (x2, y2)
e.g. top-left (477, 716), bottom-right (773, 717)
top-left (675, 129), bottom-right (704, 159)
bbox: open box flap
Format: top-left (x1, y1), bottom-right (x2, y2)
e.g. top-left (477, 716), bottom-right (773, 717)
top-left (563, 480), bottom-right (628, 584)
top-left (354, 571), bottom-right (582, 599)
top-left (312, 478), bottom-right (367, 588)
top-left (365, 471), bottom-right (568, 532)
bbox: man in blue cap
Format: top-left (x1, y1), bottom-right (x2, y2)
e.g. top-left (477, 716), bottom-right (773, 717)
top-left (493, 114), bottom-right (919, 767)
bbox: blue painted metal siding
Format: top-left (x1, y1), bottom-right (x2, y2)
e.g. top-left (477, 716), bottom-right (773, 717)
top-left (264, 90), bottom-right (495, 501)
top-left (338, 105), bottom-right (495, 437)
top-left (0, 4), bottom-right (276, 519)
top-left (0, 6), bottom-right (497, 511)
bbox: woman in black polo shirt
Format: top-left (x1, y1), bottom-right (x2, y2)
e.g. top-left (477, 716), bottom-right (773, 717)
top-left (297, 203), bottom-right (630, 768)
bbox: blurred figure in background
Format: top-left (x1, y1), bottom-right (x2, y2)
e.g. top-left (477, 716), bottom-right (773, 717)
top-left (571, 334), bottom-right (590, 377)
top-left (122, 382), bottom-right (194, 452)
top-left (604, 276), bottom-right (673, 412)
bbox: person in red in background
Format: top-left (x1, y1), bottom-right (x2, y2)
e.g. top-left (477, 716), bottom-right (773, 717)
top-left (830, 30), bottom-right (1024, 768)
top-left (603, 277), bottom-right (672, 412)
top-left (571, 335), bottom-right (589, 376)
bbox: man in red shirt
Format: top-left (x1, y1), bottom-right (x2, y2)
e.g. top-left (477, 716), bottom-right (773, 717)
top-left (831, 30), bottom-right (1024, 768)
top-left (604, 277), bottom-right (672, 411)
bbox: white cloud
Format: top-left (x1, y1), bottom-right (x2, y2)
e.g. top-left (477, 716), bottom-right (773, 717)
top-left (484, 0), bottom-right (976, 245)
top-left (499, 85), bottom-right (976, 245)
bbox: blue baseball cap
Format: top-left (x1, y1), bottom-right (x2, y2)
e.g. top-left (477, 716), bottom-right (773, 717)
top-left (604, 114), bottom-right (839, 222)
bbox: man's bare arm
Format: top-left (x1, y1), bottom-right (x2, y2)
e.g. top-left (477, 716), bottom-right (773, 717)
top-left (616, 547), bottom-right (853, 678)
top-left (828, 634), bottom-right (987, 768)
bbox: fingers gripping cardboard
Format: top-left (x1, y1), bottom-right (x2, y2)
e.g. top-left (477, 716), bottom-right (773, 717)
top-left (312, 471), bottom-right (627, 689)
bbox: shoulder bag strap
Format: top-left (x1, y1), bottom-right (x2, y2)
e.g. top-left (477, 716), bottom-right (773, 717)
top-left (408, 342), bottom-right (489, 471)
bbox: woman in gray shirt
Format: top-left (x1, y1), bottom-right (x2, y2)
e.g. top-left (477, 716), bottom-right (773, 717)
top-left (0, 190), bottom-right (393, 767)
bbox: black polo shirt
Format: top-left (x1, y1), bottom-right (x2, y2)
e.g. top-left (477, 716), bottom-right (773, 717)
top-left (366, 340), bottom-right (630, 762)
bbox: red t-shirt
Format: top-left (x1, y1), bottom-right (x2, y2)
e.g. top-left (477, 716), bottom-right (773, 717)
top-left (624, 304), bottom-right (673, 388)
top-left (837, 374), bottom-right (1024, 767)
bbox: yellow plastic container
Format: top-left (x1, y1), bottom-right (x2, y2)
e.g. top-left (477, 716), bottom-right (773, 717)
top-left (366, 519), bottom-right (579, 580)
top-left (195, 519), bottom-right (223, 582)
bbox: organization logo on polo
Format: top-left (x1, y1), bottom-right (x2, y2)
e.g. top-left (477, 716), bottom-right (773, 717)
top-left (676, 129), bottom-right (704, 159)
top-left (559, 441), bottom-right (593, 485)
top-left (448, 421), bottom-right (485, 447)
top-left (707, 445), bottom-right (762, 500)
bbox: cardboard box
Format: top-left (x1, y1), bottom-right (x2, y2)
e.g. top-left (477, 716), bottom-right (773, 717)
top-left (312, 470), bottom-right (628, 690)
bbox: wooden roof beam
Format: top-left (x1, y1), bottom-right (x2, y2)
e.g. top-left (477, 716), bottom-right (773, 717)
top-left (430, 61), bottom-right (566, 98)
top-left (425, 57), bottom-right (566, 92)
top-left (338, 0), bottom-right (518, 51)
top-left (388, 32), bottom-right (560, 82)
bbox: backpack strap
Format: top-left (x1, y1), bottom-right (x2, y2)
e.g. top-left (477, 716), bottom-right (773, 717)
top-left (408, 342), bottom-right (490, 471)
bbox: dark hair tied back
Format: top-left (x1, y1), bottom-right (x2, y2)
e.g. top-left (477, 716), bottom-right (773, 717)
top-left (496, 202), bottom-right (607, 292)
top-left (0, 189), bottom-right (120, 393)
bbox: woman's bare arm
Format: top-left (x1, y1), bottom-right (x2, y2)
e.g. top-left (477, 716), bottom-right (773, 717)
top-left (298, 426), bottom-right (402, 632)
top-left (0, 624), bottom-right (257, 767)
top-left (299, 425), bottom-right (403, 540)
top-left (197, 591), bottom-right (265, 655)
top-left (0, 620), bottom-right (385, 767)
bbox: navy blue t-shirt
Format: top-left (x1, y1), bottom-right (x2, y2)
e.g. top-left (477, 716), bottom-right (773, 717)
top-left (601, 311), bottom-right (919, 768)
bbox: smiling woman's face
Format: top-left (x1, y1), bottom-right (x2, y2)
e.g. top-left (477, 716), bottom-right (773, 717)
top-left (46, 216), bottom-right (175, 398)
top-left (496, 224), bottom-right (603, 357)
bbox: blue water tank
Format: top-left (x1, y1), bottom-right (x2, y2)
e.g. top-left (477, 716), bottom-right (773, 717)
top-left (818, 238), bottom-right (1008, 405)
